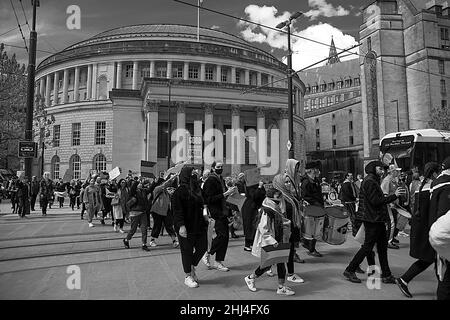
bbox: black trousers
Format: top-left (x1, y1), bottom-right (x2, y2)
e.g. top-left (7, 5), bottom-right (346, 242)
top-left (178, 232), bottom-right (208, 274)
top-left (126, 213), bottom-right (148, 245)
top-left (346, 221), bottom-right (391, 277)
top-left (287, 242), bottom-right (296, 275)
top-left (58, 196), bottom-right (64, 207)
top-left (151, 212), bottom-right (176, 238)
top-left (302, 238), bottom-right (317, 253)
top-left (254, 263), bottom-right (286, 281)
top-left (401, 259), bottom-right (433, 283)
top-left (30, 194), bottom-right (37, 210)
top-left (209, 216), bottom-right (229, 262)
top-left (115, 219), bottom-right (124, 229)
top-left (81, 202), bottom-right (86, 217)
top-left (40, 197), bottom-right (49, 215)
top-left (69, 196), bottom-right (76, 210)
top-left (437, 260), bottom-right (450, 300)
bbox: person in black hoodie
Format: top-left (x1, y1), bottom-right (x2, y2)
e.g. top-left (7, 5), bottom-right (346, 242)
top-left (172, 166), bottom-right (208, 288)
top-left (343, 160), bottom-right (405, 284)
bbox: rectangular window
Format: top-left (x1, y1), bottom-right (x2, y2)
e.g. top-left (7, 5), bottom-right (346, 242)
top-left (442, 100), bottom-right (447, 109)
top-left (125, 64), bottom-right (133, 78)
top-left (221, 68), bottom-right (228, 82)
top-left (441, 79), bottom-right (446, 94)
top-left (235, 71), bottom-right (241, 84)
top-left (158, 122), bottom-right (169, 158)
top-left (332, 125), bottom-right (336, 134)
top-left (320, 84), bottom-right (326, 92)
top-left (333, 139), bottom-right (337, 147)
top-left (156, 64), bottom-right (167, 78)
top-left (72, 123), bottom-right (81, 146)
top-left (95, 121), bottom-right (106, 145)
top-left (172, 64), bottom-right (183, 78)
top-left (316, 142), bottom-right (320, 150)
top-left (349, 121), bottom-right (353, 131)
top-left (205, 66), bottom-right (214, 81)
top-left (316, 129), bottom-right (320, 137)
top-left (84, 92), bottom-right (87, 100)
top-left (337, 81), bottom-right (342, 89)
top-left (53, 125), bottom-right (60, 147)
top-left (312, 86), bottom-right (317, 93)
top-left (439, 60), bottom-right (445, 75)
top-left (349, 136), bottom-right (354, 145)
top-left (141, 67), bottom-right (151, 78)
top-left (441, 28), bottom-right (449, 40)
top-left (188, 65), bottom-right (199, 79)
top-left (354, 78), bottom-right (360, 86)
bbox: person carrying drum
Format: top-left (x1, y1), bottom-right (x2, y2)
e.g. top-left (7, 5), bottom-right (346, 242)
top-left (300, 161), bottom-right (324, 257)
top-left (343, 160), bottom-right (405, 284)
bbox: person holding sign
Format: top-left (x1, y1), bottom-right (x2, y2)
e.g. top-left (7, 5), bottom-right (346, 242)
top-left (244, 186), bottom-right (295, 296)
top-left (201, 161), bottom-right (236, 272)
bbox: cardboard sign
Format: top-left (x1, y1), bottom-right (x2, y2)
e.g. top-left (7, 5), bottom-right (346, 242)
top-left (109, 167), bottom-right (122, 180)
top-left (226, 192), bottom-right (246, 212)
top-left (164, 161), bottom-right (186, 179)
top-left (141, 160), bottom-right (156, 178)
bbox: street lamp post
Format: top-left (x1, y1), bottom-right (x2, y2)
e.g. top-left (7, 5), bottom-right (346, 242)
top-left (276, 11), bottom-right (302, 160)
top-left (167, 80), bottom-right (172, 169)
top-left (391, 99), bottom-right (399, 131)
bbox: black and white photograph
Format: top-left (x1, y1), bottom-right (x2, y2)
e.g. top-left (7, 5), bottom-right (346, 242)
top-left (0, 0), bottom-right (449, 307)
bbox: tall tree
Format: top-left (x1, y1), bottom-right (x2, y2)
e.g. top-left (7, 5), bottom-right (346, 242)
top-left (429, 106), bottom-right (450, 131)
top-left (0, 43), bottom-right (27, 170)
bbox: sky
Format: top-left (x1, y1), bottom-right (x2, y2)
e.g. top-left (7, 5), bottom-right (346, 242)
top-left (1, 0), bottom-right (366, 71)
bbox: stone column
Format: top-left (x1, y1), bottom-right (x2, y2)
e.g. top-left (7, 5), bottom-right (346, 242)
top-left (216, 65), bottom-right (221, 82)
top-left (132, 61), bottom-right (139, 90)
top-left (231, 105), bottom-right (243, 175)
top-left (150, 61), bottom-right (155, 77)
top-left (231, 67), bottom-right (236, 84)
top-left (256, 107), bottom-right (266, 167)
top-left (39, 78), bottom-right (45, 97)
top-left (145, 100), bottom-right (159, 166)
top-left (166, 61), bottom-right (172, 79)
top-left (74, 67), bottom-right (80, 102)
top-left (200, 63), bottom-right (206, 81)
top-left (175, 103), bottom-right (188, 163)
top-left (245, 69), bottom-right (250, 85)
top-left (87, 64), bottom-right (92, 99)
top-left (92, 64), bottom-right (97, 99)
top-left (116, 62), bottom-right (122, 89)
top-left (53, 71), bottom-right (59, 105)
top-left (257, 72), bottom-right (262, 86)
top-left (62, 69), bottom-right (69, 103)
top-left (183, 62), bottom-right (189, 80)
top-left (45, 74), bottom-right (51, 106)
top-left (204, 103), bottom-right (214, 169)
top-left (279, 109), bottom-right (289, 171)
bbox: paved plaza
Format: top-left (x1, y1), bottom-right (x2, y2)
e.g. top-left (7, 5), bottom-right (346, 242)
top-left (0, 200), bottom-right (438, 300)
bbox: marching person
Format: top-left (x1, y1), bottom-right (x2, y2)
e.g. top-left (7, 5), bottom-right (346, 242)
top-left (83, 178), bottom-right (102, 228)
top-left (80, 180), bottom-right (88, 219)
top-left (110, 179), bottom-right (127, 233)
top-left (39, 172), bottom-right (54, 216)
top-left (381, 164), bottom-right (402, 249)
top-left (16, 175), bottom-right (31, 219)
top-left (202, 161), bottom-right (236, 271)
top-left (55, 179), bottom-right (66, 208)
top-left (244, 186), bottom-right (295, 296)
top-left (172, 166), bottom-right (208, 288)
top-left (301, 161), bottom-right (324, 257)
top-left (343, 160), bottom-right (405, 284)
top-left (67, 180), bottom-right (78, 211)
top-left (429, 156), bottom-right (450, 300)
top-left (272, 173), bottom-right (305, 283)
top-left (30, 176), bottom-right (40, 211)
top-left (395, 162), bottom-right (440, 298)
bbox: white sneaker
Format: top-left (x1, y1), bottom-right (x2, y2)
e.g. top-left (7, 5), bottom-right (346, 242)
top-left (191, 265), bottom-right (198, 282)
top-left (88, 223), bottom-right (94, 228)
top-left (244, 275), bottom-right (257, 292)
top-left (266, 268), bottom-right (275, 277)
top-left (214, 262), bottom-right (229, 272)
top-left (184, 276), bottom-right (199, 288)
top-left (277, 285), bottom-right (295, 296)
top-left (202, 253), bottom-right (211, 268)
top-left (149, 240), bottom-right (157, 247)
top-left (113, 225), bottom-right (118, 232)
top-left (399, 231), bottom-right (409, 237)
top-left (119, 229), bottom-right (125, 234)
top-left (287, 274), bottom-right (305, 283)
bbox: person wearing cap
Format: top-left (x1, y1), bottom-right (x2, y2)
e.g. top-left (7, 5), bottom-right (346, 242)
top-left (429, 156), bottom-right (450, 300)
top-left (381, 163), bottom-right (403, 249)
top-left (395, 162), bottom-right (441, 298)
top-left (344, 160), bottom-right (405, 284)
top-left (300, 160), bottom-right (324, 257)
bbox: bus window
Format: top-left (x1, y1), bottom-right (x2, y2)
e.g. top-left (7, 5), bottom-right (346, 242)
top-left (413, 142), bottom-right (439, 172)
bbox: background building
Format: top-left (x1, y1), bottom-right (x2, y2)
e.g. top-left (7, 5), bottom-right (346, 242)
top-left (34, 24), bottom-right (306, 179)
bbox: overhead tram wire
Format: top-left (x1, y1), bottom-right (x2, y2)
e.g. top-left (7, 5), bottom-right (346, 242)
top-left (9, 0), bottom-right (28, 53)
top-left (19, 0), bottom-right (31, 32)
top-left (173, 0), bottom-right (450, 82)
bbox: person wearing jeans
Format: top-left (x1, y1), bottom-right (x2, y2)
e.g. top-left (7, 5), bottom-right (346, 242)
top-left (123, 180), bottom-right (151, 251)
top-left (344, 160), bottom-right (404, 284)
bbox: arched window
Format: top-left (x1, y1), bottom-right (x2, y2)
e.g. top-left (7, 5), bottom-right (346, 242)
top-left (98, 75), bottom-right (107, 100)
top-left (51, 155), bottom-right (60, 180)
top-left (70, 154), bottom-right (81, 180)
top-left (93, 153), bottom-right (107, 172)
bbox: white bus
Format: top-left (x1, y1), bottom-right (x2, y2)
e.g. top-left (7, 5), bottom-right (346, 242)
top-left (379, 129), bottom-right (450, 173)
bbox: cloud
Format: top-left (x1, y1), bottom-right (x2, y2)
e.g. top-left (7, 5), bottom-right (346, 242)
top-left (304, 0), bottom-right (350, 20)
top-left (238, 5), bottom-right (359, 71)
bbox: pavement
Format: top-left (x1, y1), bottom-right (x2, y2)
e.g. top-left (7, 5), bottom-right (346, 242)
top-left (0, 199), bottom-right (438, 300)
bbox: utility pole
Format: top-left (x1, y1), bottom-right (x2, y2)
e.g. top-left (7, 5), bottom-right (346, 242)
top-left (24, 0), bottom-right (39, 178)
top-left (167, 80), bottom-right (172, 169)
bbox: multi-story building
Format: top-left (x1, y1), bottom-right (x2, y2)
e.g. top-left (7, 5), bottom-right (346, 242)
top-left (34, 24), bottom-right (306, 179)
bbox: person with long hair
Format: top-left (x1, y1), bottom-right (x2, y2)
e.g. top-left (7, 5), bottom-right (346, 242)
top-left (272, 173), bottom-right (305, 283)
top-left (395, 162), bottom-right (441, 298)
top-left (172, 166), bottom-right (208, 288)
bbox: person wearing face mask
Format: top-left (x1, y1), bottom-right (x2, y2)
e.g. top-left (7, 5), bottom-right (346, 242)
top-left (343, 160), bottom-right (405, 284)
top-left (201, 161), bottom-right (236, 271)
top-left (172, 166), bottom-right (208, 288)
top-left (83, 178), bottom-right (102, 228)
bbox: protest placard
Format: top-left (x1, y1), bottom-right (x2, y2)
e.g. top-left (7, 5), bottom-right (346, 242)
top-left (109, 167), bottom-right (122, 180)
top-left (226, 192), bottom-right (246, 212)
